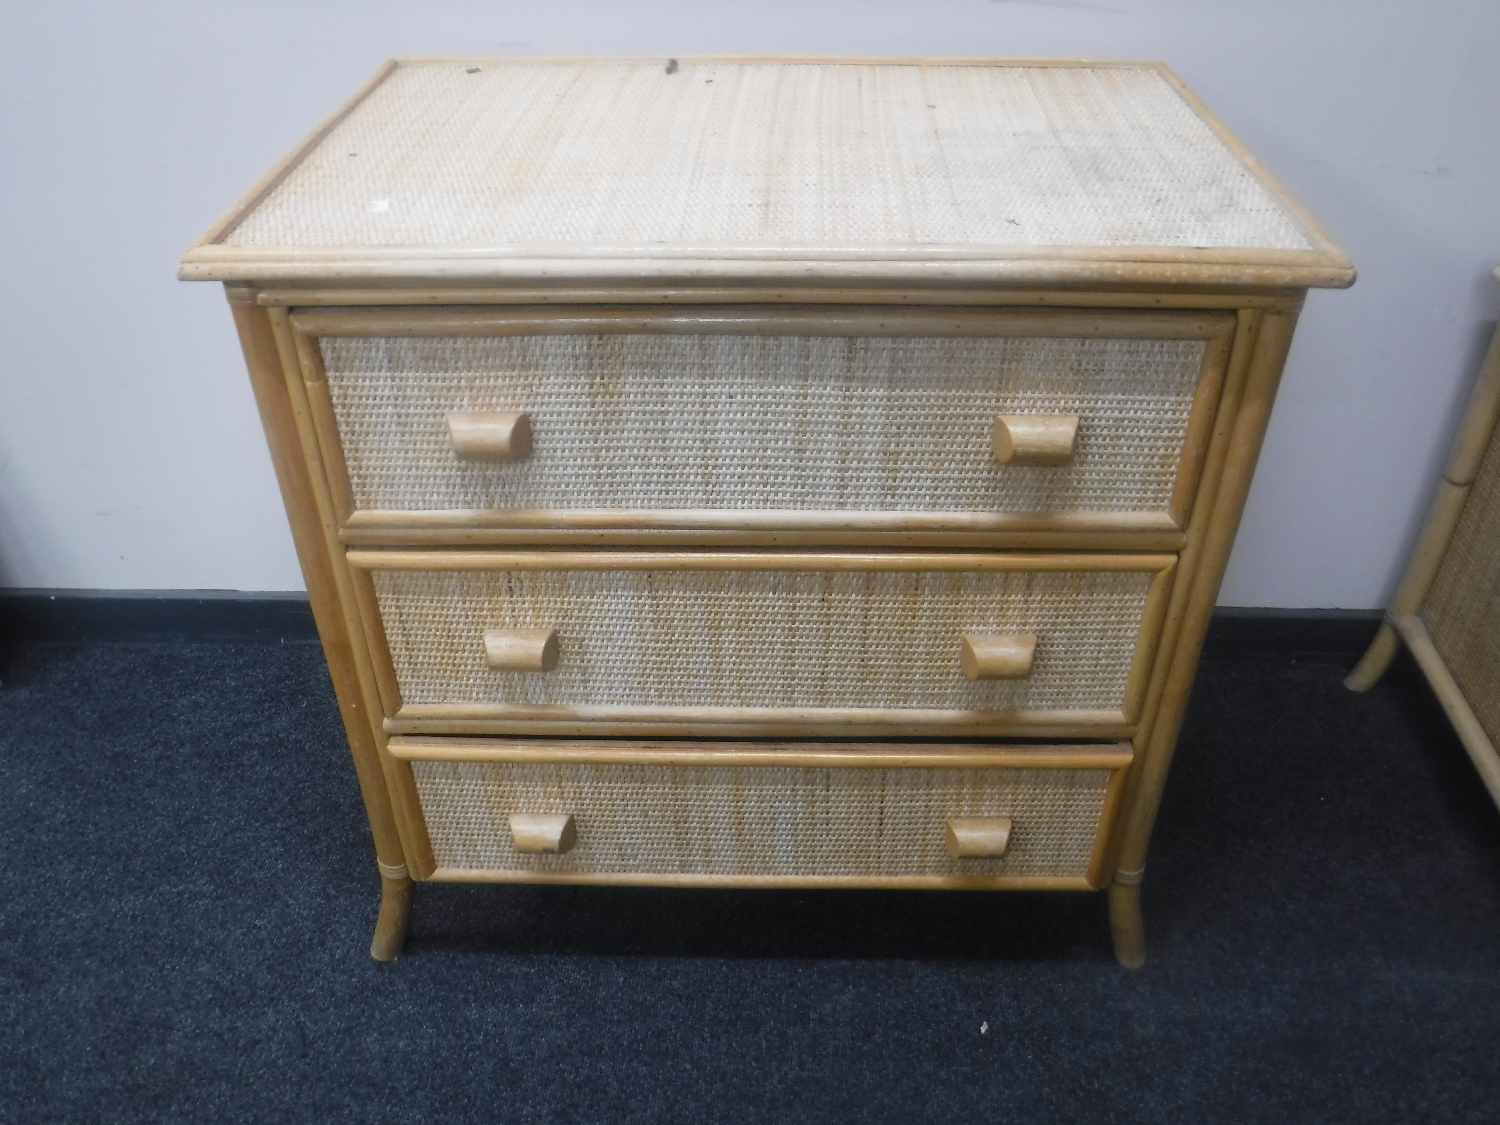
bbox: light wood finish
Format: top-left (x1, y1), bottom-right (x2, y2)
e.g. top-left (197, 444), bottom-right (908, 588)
top-left (1111, 303), bottom-right (1303, 904)
top-left (264, 306), bottom-right (436, 882)
top-left (180, 59), bottom-right (1352, 290)
top-left (946, 818), bottom-right (1013, 858)
top-left (347, 551), bottom-right (1177, 739)
top-left (383, 711), bottom-right (1136, 741)
top-left (1108, 883), bottom-right (1146, 968)
top-left (993, 415), bottom-right (1078, 465)
top-left (386, 737), bottom-right (1135, 771)
top-left (1348, 316), bottom-right (1500, 691)
top-left (447, 411), bottom-right (532, 462)
top-left (337, 523), bottom-right (1190, 552)
top-left (426, 868), bottom-right (1096, 891)
top-left (347, 549), bottom-right (1176, 574)
top-left (187, 61), bottom-right (1347, 962)
top-left (225, 292), bottom-right (412, 891)
top-left (393, 741), bottom-right (1128, 900)
top-left (960, 634), bottom-right (1036, 680)
top-left (255, 285), bottom-right (1293, 310)
top-left (509, 814), bottom-right (577, 855)
top-left (411, 751), bottom-right (1122, 883)
top-left (370, 872), bottom-right (413, 962)
top-left (290, 305), bottom-right (1235, 340)
top-left (290, 303), bottom-right (1233, 545)
top-left (483, 628), bottom-right (558, 672)
top-left (188, 254), bottom-right (1353, 289)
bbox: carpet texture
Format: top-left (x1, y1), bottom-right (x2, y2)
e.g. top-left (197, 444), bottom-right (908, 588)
top-left (1, 641), bottom-right (1498, 1123)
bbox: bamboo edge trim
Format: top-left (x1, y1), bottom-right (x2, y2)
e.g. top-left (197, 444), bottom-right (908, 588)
top-left (336, 527), bottom-right (1191, 551)
top-left (386, 737), bottom-right (1134, 769)
top-left (289, 304), bottom-right (1237, 338)
top-left (229, 244), bottom-right (1347, 268)
top-left (181, 256), bottom-right (1354, 289)
top-left (390, 704), bottom-right (1130, 726)
top-left (345, 549), bottom-right (1178, 573)
top-left (421, 868), bottom-right (1098, 891)
top-left (258, 287), bottom-right (1295, 309)
top-left (385, 718), bottom-right (1136, 740)
top-left (338, 510), bottom-right (1186, 535)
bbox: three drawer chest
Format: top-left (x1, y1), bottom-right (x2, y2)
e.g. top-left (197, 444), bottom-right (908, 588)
top-left (181, 57), bottom-right (1352, 965)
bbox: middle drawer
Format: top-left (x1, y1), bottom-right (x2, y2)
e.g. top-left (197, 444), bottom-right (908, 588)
top-left (350, 551), bottom-right (1176, 738)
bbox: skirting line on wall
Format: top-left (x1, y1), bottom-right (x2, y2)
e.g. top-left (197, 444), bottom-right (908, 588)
top-left (0, 589), bottom-right (1382, 659)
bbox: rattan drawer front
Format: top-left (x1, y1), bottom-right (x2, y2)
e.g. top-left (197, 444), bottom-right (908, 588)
top-left (351, 551), bottom-right (1175, 737)
top-left (397, 743), bottom-right (1131, 887)
top-left (297, 307), bottom-right (1233, 537)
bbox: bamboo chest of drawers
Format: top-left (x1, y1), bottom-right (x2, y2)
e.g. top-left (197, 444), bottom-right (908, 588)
top-left (181, 57), bottom-right (1352, 965)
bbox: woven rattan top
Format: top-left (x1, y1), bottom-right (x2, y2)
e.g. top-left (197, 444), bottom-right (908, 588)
top-left (181, 58), bottom-right (1352, 287)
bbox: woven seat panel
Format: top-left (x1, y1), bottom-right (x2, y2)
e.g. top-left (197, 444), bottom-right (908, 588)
top-left (1422, 422), bottom-right (1500, 746)
top-left (373, 567), bottom-right (1154, 711)
top-left (225, 61), bottom-right (1311, 252)
top-left (324, 334), bottom-right (1205, 514)
top-left (413, 760), bottom-right (1112, 878)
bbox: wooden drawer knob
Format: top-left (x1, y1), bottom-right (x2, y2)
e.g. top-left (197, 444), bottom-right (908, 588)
top-left (946, 818), bottom-right (1012, 858)
top-left (960, 633), bottom-right (1036, 680)
top-left (484, 627), bottom-right (558, 671)
top-left (993, 413), bottom-right (1079, 465)
top-left (447, 410), bottom-right (533, 461)
top-left (510, 813), bottom-right (576, 854)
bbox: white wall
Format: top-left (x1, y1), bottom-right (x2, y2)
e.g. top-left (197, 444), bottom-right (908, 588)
top-left (1, 0), bottom-right (1496, 605)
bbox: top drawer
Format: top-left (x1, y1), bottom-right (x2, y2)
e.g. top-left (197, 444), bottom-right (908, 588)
top-left (289, 306), bottom-right (1235, 544)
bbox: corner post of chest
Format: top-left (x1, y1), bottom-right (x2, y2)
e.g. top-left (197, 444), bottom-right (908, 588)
top-left (224, 283), bottom-right (415, 957)
top-left (1104, 297), bottom-right (1305, 965)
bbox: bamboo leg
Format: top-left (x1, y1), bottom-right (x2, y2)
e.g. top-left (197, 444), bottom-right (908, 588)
top-left (1109, 882), bottom-right (1146, 968)
top-left (1344, 622), bottom-right (1401, 691)
top-left (1109, 305), bottom-right (1299, 914)
top-left (226, 286), bottom-right (419, 961)
top-left (371, 871), bottom-right (414, 962)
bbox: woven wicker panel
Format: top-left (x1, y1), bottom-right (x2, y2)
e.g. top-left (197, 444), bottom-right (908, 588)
top-left (1421, 422), bottom-right (1500, 746)
top-left (373, 567), bottom-right (1154, 712)
top-left (413, 760), bottom-right (1112, 878)
top-left (225, 61), bottom-right (1311, 252)
top-left (323, 334), bottom-right (1206, 514)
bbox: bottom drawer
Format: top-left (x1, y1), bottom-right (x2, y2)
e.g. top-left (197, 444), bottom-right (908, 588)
top-left (390, 739), bottom-right (1132, 889)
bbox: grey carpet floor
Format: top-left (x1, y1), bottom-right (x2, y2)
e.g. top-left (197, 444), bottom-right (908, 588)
top-left (1, 640), bottom-right (1498, 1123)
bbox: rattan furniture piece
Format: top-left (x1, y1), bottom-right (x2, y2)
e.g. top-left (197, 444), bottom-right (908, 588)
top-left (1348, 270), bottom-right (1500, 809)
top-left (180, 57), bottom-right (1353, 965)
